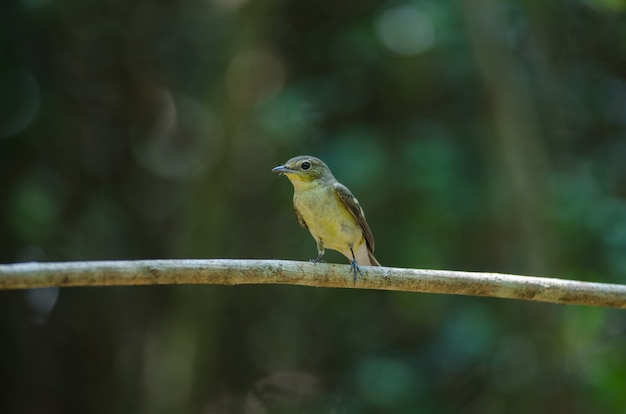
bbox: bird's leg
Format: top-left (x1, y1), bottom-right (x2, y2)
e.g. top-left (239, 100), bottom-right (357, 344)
top-left (311, 240), bottom-right (325, 263)
top-left (349, 245), bottom-right (362, 284)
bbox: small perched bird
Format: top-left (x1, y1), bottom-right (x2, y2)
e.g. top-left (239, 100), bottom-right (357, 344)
top-left (272, 155), bottom-right (380, 281)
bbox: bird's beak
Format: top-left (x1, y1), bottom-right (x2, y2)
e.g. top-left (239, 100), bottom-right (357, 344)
top-left (271, 165), bottom-right (293, 174)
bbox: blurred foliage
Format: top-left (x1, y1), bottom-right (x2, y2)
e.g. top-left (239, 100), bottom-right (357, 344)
top-left (1, 0), bottom-right (626, 412)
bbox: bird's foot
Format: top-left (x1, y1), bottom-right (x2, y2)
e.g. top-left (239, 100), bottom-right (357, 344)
top-left (351, 260), bottom-right (363, 285)
top-left (311, 253), bottom-right (325, 263)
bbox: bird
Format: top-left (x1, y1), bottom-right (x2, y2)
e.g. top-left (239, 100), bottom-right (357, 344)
top-left (272, 155), bottom-right (380, 282)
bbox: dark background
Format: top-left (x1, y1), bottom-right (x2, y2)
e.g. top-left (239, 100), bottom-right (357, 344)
top-left (1, 0), bottom-right (626, 412)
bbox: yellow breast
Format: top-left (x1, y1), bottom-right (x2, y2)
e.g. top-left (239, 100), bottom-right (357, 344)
top-left (293, 184), bottom-right (362, 252)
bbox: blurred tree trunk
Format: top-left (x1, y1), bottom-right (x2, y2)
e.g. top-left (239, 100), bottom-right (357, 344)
top-left (462, 0), bottom-right (553, 276)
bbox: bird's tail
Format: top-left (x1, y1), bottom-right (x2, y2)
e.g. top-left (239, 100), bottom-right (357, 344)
top-left (353, 243), bottom-right (381, 266)
top-left (368, 251), bottom-right (381, 266)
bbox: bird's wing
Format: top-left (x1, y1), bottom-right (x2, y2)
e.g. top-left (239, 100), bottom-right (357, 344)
top-left (293, 205), bottom-right (308, 230)
top-left (333, 182), bottom-right (375, 253)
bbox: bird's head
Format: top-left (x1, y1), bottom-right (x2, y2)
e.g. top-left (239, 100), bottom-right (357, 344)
top-left (272, 155), bottom-right (334, 185)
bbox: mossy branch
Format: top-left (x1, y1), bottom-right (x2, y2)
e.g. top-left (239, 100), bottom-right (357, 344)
top-left (0, 259), bottom-right (625, 308)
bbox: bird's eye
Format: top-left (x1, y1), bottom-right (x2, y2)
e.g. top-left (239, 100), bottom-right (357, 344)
top-left (301, 161), bottom-right (311, 170)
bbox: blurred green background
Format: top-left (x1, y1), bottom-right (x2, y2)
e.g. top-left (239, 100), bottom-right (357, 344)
top-left (1, 0), bottom-right (626, 412)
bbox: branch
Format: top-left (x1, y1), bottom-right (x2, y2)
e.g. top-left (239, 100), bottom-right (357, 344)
top-left (0, 259), bottom-right (624, 308)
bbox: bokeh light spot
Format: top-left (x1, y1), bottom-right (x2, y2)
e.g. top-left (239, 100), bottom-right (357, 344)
top-left (25, 287), bottom-right (59, 324)
top-left (8, 169), bottom-right (66, 243)
top-left (256, 87), bottom-right (318, 143)
top-left (376, 5), bottom-right (435, 56)
top-left (355, 356), bottom-right (421, 406)
top-left (130, 89), bottom-right (221, 179)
